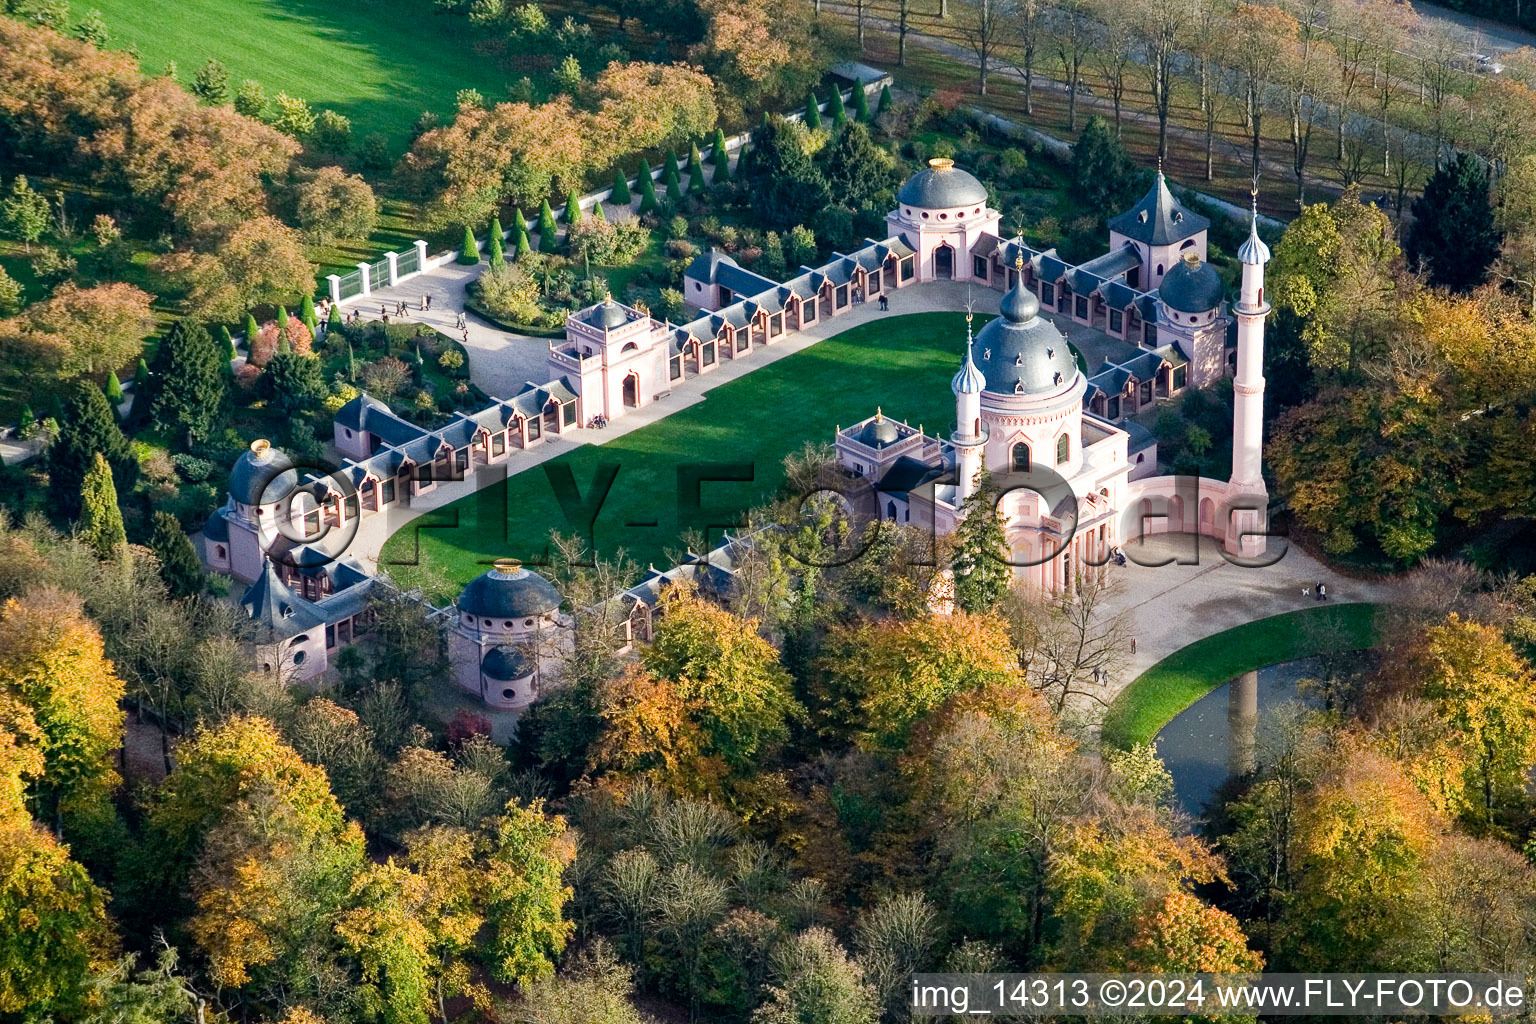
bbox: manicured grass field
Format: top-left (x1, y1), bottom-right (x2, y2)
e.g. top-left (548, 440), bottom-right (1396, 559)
top-left (379, 312), bottom-right (984, 602)
top-left (86, 0), bottom-right (527, 148)
top-left (1100, 602), bottom-right (1383, 749)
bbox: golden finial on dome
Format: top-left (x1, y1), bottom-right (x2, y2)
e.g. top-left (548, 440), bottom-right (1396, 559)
top-left (1015, 251), bottom-right (1025, 270)
top-left (929, 157), bottom-right (954, 171)
top-left (875, 407), bottom-right (883, 421)
top-left (250, 438), bottom-right (270, 458)
top-left (492, 557), bottom-right (523, 574)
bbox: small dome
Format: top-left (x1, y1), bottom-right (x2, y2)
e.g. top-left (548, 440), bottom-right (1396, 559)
top-left (228, 439), bottom-right (296, 506)
top-left (952, 339), bottom-right (986, 395)
top-left (482, 644), bottom-right (532, 680)
top-left (1000, 278), bottom-right (1040, 323)
top-left (595, 299), bottom-right (629, 330)
top-left (857, 410), bottom-right (902, 449)
top-left (1238, 208), bottom-right (1271, 266)
top-left (897, 158), bottom-right (989, 210)
top-left (1158, 252), bottom-right (1224, 314)
top-left (459, 559), bottom-right (562, 620)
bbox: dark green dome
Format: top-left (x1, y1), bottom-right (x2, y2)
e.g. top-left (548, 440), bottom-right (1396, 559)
top-left (459, 560), bottom-right (562, 620)
top-left (1158, 253), bottom-right (1224, 313)
top-left (228, 440), bottom-right (296, 506)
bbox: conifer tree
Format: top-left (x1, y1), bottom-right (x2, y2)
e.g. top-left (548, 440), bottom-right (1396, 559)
top-left (218, 325), bottom-right (236, 362)
top-left (828, 86), bottom-right (847, 126)
top-left (1406, 152), bottom-right (1501, 293)
top-left (244, 312), bottom-right (259, 352)
top-left (611, 166), bottom-right (632, 205)
top-left (514, 222), bottom-right (531, 259)
top-left (513, 207), bottom-right (527, 235)
top-left (878, 83), bottom-right (894, 118)
top-left (637, 169), bottom-right (660, 214)
top-left (78, 452), bottom-right (127, 559)
top-left (49, 379), bottom-right (135, 521)
top-left (665, 147), bottom-right (680, 180)
top-left (538, 199), bottom-right (559, 253)
top-left (664, 162), bottom-right (682, 202)
top-left (852, 79), bottom-right (871, 122)
top-left (299, 293), bottom-right (317, 336)
top-left (687, 142), bottom-right (706, 193)
top-left (149, 510), bottom-right (204, 599)
top-left (150, 318), bottom-right (226, 447)
top-left (276, 306), bottom-right (292, 354)
top-left (563, 189), bottom-right (582, 225)
top-left (592, 201), bottom-right (607, 224)
top-left (805, 91), bottom-right (823, 130)
top-left (347, 340), bottom-right (357, 381)
top-left (712, 128), bottom-right (731, 182)
top-left (133, 357), bottom-right (149, 391)
top-left (488, 214), bottom-right (503, 247)
top-left (488, 229), bottom-right (505, 268)
top-left (459, 224), bottom-right (481, 264)
top-left (16, 405), bottom-right (33, 438)
top-left (104, 371), bottom-right (123, 405)
top-left (951, 461), bottom-right (1010, 614)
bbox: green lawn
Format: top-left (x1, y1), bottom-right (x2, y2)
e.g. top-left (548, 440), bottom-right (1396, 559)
top-left (1100, 602), bottom-right (1384, 749)
top-left (86, 0), bottom-right (531, 149)
top-left (379, 312), bottom-right (987, 602)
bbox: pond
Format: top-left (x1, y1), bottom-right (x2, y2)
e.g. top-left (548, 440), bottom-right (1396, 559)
top-left (1154, 658), bottom-right (1322, 817)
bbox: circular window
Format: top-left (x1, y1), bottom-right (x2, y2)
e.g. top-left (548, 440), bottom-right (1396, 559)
top-left (501, 688), bottom-right (516, 700)
top-left (904, 208), bottom-right (911, 215)
top-left (503, 620), bottom-right (514, 628)
top-left (939, 213), bottom-right (948, 220)
top-left (958, 212), bottom-right (965, 218)
top-left (524, 618), bottom-right (534, 626)
top-left (921, 212), bottom-right (929, 219)
top-left (293, 650), bottom-right (306, 665)
top-left (974, 207), bottom-right (981, 214)
top-left (465, 615), bottom-right (475, 626)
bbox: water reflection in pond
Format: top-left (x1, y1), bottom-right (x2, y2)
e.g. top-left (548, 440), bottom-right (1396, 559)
top-left (1154, 659), bottom-right (1322, 817)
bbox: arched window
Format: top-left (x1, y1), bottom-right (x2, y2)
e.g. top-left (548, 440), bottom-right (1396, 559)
top-left (1011, 442), bottom-right (1030, 472)
top-left (621, 341), bottom-right (639, 353)
top-left (887, 501), bottom-right (897, 520)
top-left (1056, 434), bottom-right (1070, 464)
top-left (1156, 264), bottom-right (1164, 276)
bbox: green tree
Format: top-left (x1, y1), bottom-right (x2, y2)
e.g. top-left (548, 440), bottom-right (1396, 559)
top-left (852, 79), bottom-right (872, 122)
top-left (103, 370), bottom-right (122, 406)
top-left (1406, 153), bottom-right (1501, 293)
top-left (459, 224), bottom-right (480, 264)
top-left (712, 128), bottom-right (732, 182)
top-left (2, 175), bottom-right (50, 253)
top-left (805, 91), bottom-right (823, 131)
top-left (952, 467), bottom-right (1010, 614)
top-left (611, 167), bottom-right (632, 206)
top-left (538, 199), bottom-right (560, 254)
top-left (740, 117), bottom-right (830, 232)
top-left (687, 142), bottom-right (706, 194)
top-left (132, 357), bottom-right (149, 393)
top-left (818, 122), bottom-right (898, 210)
top-left (0, 264), bottom-right (23, 317)
top-left (827, 85), bottom-right (847, 127)
top-left (562, 190), bottom-right (582, 226)
top-left (261, 352), bottom-right (326, 416)
top-left (217, 325), bottom-right (236, 363)
top-left (754, 928), bottom-right (878, 1024)
top-left (78, 454), bottom-right (126, 559)
top-left (299, 293), bottom-right (318, 337)
top-left (191, 58), bottom-right (229, 105)
top-left (637, 169), bottom-right (660, 215)
top-left (664, 161), bottom-right (683, 202)
top-left (48, 380), bottom-right (135, 522)
top-left (149, 511), bottom-right (204, 600)
top-left (243, 312), bottom-right (260, 352)
top-left (480, 800), bottom-right (576, 987)
top-left (488, 216), bottom-right (506, 269)
top-left (1071, 116), bottom-right (1136, 215)
top-left (878, 84), bottom-right (894, 118)
top-left (233, 79), bottom-right (266, 119)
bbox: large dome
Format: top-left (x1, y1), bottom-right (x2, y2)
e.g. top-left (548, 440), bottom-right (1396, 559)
top-left (228, 439), bottom-right (296, 506)
top-left (897, 158), bottom-right (988, 210)
top-left (971, 280), bottom-right (1077, 397)
top-left (459, 559), bottom-right (562, 620)
top-left (1158, 252), bottom-right (1224, 314)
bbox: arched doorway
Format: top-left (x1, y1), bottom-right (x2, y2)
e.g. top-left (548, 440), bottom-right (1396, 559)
top-left (934, 243), bottom-right (954, 279)
top-left (1199, 497), bottom-right (1215, 533)
top-left (543, 399), bottom-right (560, 434)
top-left (1010, 441), bottom-right (1031, 472)
top-left (622, 372), bottom-right (639, 408)
top-left (1168, 494), bottom-right (1185, 533)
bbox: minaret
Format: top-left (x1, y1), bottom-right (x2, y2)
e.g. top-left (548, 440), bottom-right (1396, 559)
top-left (1226, 191), bottom-right (1271, 557)
top-left (951, 309), bottom-right (987, 503)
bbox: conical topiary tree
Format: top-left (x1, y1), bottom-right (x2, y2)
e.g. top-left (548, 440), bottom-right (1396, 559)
top-left (828, 86), bottom-right (847, 126)
top-left (805, 91), bottom-right (822, 130)
top-left (276, 306), bottom-right (291, 356)
top-left (852, 78), bottom-right (871, 122)
top-left (218, 325), bottom-right (236, 361)
top-left (665, 148), bottom-right (680, 180)
top-left (105, 370), bottom-right (123, 405)
top-left (711, 128), bottom-right (731, 182)
top-left (638, 169), bottom-right (660, 214)
top-left (133, 357), bottom-right (150, 391)
top-left (347, 340), bottom-right (357, 381)
top-left (611, 167), bottom-right (632, 205)
top-left (878, 83), bottom-right (894, 118)
top-left (489, 215), bottom-right (503, 247)
top-left (244, 312), bottom-right (259, 352)
top-left (16, 405), bottom-right (33, 438)
top-left (563, 189), bottom-right (582, 226)
top-left (79, 452), bottom-right (127, 560)
top-left (459, 224), bottom-right (480, 264)
top-left (538, 199), bottom-right (559, 254)
top-left (299, 293), bottom-right (317, 335)
top-left (488, 228), bottom-right (505, 268)
top-left (592, 201), bottom-right (607, 223)
top-left (664, 161), bottom-right (682, 202)
top-left (514, 221), bottom-right (531, 259)
top-left (687, 142), bottom-right (706, 193)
